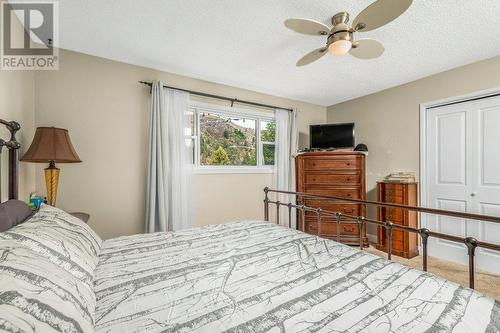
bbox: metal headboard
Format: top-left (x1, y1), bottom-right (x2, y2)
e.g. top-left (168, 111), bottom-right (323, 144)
top-left (0, 119), bottom-right (21, 200)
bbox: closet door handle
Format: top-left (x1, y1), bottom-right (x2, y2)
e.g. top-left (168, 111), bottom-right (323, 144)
top-left (470, 192), bottom-right (477, 197)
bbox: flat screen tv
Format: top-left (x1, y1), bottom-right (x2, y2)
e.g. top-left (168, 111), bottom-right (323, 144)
top-left (310, 123), bottom-right (355, 149)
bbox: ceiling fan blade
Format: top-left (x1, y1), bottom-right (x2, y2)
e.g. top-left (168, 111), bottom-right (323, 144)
top-left (352, 0), bottom-right (412, 32)
top-left (349, 39), bottom-right (384, 59)
top-left (296, 47), bottom-right (328, 66)
top-left (284, 18), bottom-right (330, 36)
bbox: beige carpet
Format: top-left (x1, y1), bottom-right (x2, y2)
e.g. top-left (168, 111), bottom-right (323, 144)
top-left (365, 245), bottom-right (500, 301)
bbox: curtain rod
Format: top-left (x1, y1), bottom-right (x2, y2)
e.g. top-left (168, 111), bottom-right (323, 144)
top-left (139, 81), bottom-right (293, 112)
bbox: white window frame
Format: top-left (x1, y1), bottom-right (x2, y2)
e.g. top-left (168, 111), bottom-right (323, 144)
top-left (189, 101), bottom-right (275, 174)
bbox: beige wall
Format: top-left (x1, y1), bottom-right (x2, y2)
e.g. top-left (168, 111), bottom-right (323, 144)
top-left (0, 14), bottom-right (36, 202)
top-left (34, 49), bottom-right (325, 239)
top-left (327, 55), bottom-right (500, 236)
top-left (0, 71), bottom-right (36, 202)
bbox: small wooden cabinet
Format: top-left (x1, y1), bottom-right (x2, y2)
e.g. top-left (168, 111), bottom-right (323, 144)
top-left (296, 151), bottom-right (368, 246)
top-left (376, 182), bottom-right (418, 259)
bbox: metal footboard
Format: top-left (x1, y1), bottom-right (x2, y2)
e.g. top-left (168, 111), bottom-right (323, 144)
top-left (263, 187), bottom-right (500, 290)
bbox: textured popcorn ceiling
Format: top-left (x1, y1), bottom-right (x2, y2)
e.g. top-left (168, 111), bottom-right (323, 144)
top-left (57, 0), bottom-right (500, 106)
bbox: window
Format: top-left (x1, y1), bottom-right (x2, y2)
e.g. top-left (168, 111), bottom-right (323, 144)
top-left (260, 120), bottom-right (275, 166)
top-left (189, 102), bottom-right (276, 172)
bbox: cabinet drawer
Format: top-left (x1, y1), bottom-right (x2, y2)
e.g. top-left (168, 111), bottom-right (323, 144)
top-left (380, 239), bottom-right (405, 251)
top-left (304, 173), bottom-right (360, 185)
top-left (303, 200), bottom-right (360, 216)
top-left (303, 213), bottom-right (357, 224)
top-left (382, 185), bottom-right (404, 199)
top-left (379, 229), bottom-right (406, 244)
top-left (304, 158), bottom-right (359, 171)
top-left (306, 221), bottom-right (359, 236)
top-left (383, 193), bottom-right (404, 203)
top-left (305, 187), bottom-right (361, 199)
top-left (381, 208), bottom-right (404, 222)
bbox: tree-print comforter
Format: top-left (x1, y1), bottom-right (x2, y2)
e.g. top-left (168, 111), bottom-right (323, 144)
top-left (94, 221), bottom-right (500, 333)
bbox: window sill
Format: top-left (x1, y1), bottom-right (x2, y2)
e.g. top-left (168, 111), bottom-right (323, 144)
top-left (193, 167), bottom-right (274, 175)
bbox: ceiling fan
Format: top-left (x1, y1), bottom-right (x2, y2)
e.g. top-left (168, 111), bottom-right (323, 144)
top-left (284, 0), bottom-right (412, 66)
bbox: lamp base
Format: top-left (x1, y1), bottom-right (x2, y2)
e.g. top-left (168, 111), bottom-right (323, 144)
top-left (45, 161), bottom-right (59, 206)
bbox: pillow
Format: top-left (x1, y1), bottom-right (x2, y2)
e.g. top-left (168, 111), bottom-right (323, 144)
top-left (0, 239), bottom-right (95, 332)
top-left (0, 204), bottom-right (102, 289)
top-left (0, 200), bottom-right (34, 232)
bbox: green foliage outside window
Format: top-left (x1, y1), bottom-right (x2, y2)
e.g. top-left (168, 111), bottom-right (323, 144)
top-left (198, 112), bottom-right (275, 167)
top-left (200, 113), bottom-right (256, 166)
top-left (209, 146), bottom-right (230, 165)
top-left (261, 122), bottom-right (275, 142)
top-left (261, 121), bottom-right (276, 165)
top-left (263, 144), bottom-right (275, 165)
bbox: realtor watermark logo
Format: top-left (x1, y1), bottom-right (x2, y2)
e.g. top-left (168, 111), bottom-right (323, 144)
top-left (1, 0), bottom-right (59, 70)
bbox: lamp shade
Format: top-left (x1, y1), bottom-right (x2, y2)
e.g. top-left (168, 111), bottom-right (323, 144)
top-left (21, 127), bottom-right (82, 163)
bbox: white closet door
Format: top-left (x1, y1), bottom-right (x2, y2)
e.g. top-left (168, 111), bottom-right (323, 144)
top-left (426, 102), bottom-right (474, 267)
top-left (425, 95), bottom-right (500, 274)
top-left (472, 96), bottom-right (500, 272)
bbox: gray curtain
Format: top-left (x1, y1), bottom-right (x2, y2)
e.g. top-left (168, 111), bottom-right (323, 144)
top-left (145, 81), bottom-right (192, 232)
top-left (273, 108), bottom-right (298, 227)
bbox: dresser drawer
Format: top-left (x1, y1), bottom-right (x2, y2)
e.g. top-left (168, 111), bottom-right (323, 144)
top-left (382, 184), bottom-right (404, 199)
top-left (303, 200), bottom-right (360, 216)
top-left (306, 221), bottom-right (359, 236)
top-left (304, 158), bottom-right (359, 171)
top-left (383, 193), bottom-right (404, 203)
top-left (304, 173), bottom-right (361, 185)
top-left (381, 208), bottom-right (404, 222)
top-left (304, 212), bottom-right (358, 224)
top-left (305, 187), bottom-right (361, 199)
top-left (392, 230), bottom-right (405, 243)
top-left (380, 238), bottom-right (405, 251)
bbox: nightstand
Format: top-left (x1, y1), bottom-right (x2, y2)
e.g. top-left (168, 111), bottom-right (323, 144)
top-left (70, 212), bottom-right (90, 223)
top-left (376, 181), bottom-right (418, 259)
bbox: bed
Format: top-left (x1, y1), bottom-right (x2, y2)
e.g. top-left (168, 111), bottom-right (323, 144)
top-left (94, 220), bottom-right (499, 333)
top-left (0, 119), bottom-right (499, 332)
top-left (1, 204), bottom-right (499, 333)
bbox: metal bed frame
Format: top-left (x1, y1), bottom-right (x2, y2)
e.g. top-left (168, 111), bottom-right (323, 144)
top-left (263, 187), bottom-right (500, 290)
top-left (2, 117), bottom-right (498, 290)
top-left (0, 119), bottom-right (21, 200)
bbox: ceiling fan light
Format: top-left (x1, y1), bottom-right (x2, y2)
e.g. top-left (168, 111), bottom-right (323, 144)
top-left (328, 40), bottom-right (352, 56)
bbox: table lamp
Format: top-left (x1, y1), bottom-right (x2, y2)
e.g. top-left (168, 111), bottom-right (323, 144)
top-left (21, 127), bottom-right (81, 206)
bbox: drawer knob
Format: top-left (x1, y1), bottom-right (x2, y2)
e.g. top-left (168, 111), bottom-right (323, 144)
top-left (346, 163), bottom-right (351, 166)
top-left (346, 178), bottom-right (351, 181)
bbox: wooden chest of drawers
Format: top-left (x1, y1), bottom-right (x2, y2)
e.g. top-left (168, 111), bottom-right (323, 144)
top-left (296, 151), bottom-right (368, 246)
top-left (376, 182), bottom-right (419, 259)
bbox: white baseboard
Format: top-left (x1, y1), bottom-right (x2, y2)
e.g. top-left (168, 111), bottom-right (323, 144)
top-left (366, 233), bottom-right (377, 245)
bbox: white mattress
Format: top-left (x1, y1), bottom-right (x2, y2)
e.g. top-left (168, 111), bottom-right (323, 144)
top-left (93, 221), bottom-right (500, 333)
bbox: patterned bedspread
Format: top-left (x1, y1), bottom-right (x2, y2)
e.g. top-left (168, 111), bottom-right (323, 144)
top-left (94, 221), bottom-right (500, 333)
